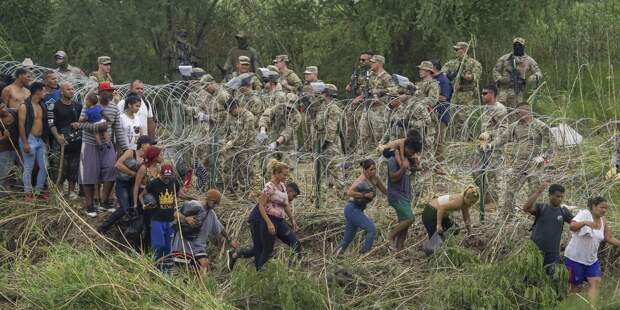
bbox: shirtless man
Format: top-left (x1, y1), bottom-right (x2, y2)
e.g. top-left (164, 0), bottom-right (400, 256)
top-left (1, 68), bottom-right (32, 110)
top-left (18, 82), bottom-right (48, 200)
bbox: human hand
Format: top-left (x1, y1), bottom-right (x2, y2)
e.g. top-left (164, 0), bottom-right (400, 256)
top-left (267, 222), bottom-right (276, 235)
top-left (268, 142), bottom-right (277, 151)
top-left (292, 222), bottom-right (300, 232)
top-left (23, 143), bottom-right (30, 154)
top-left (57, 135), bottom-right (66, 146)
top-left (345, 84), bottom-right (352, 92)
top-left (537, 181), bottom-right (550, 193)
top-left (71, 122), bottom-right (80, 130)
top-left (229, 240), bottom-right (239, 249)
top-left (97, 120), bottom-right (108, 131)
top-left (185, 216), bottom-right (197, 226)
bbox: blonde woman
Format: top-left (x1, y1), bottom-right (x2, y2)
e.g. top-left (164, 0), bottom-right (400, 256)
top-left (421, 185), bottom-right (479, 238)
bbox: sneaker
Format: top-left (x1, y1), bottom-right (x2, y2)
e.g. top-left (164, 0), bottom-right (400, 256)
top-left (226, 249), bottom-right (237, 272)
top-left (68, 192), bottom-right (80, 200)
top-left (85, 206), bottom-right (98, 218)
top-left (98, 200), bottom-right (116, 213)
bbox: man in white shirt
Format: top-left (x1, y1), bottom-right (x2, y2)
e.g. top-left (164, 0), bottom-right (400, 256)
top-left (117, 80), bottom-right (155, 138)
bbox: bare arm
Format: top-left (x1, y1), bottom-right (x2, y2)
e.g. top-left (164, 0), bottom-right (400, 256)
top-left (603, 219), bottom-right (620, 246)
top-left (523, 182), bottom-right (547, 215)
top-left (114, 150), bottom-right (136, 176)
top-left (1, 88), bottom-right (9, 106)
top-left (569, 220), bottom-right (595, 232)
top-left (283, 203), bottom-right (298, 230)
top-left (147, 117), bottom-right (155, 138)
top-left (389, 158), bottom-right (409, 183)
top-left (462, 207), bottom-right (472, 234)
top-left (372, 176), bottom-right (388, 196)
top-left (17, 104), bottom-right (27, 145)
top-left (436, 204), bottom-right (445, 231)
top-left (132, 165), bottom-right (146, 207)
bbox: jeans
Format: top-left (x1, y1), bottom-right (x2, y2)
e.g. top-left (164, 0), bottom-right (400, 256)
top-left (151, 220), bottom-right (174, 273)
top-left (237, 220), bottom-right (262, 260)
top-left (19, 134), bottom-right (47, 193)
top-left (100, 178), bottom-right (134, 230)
top-left (256, 216), bottom-right (302, 270)
top-left (340, 202), bottom-right (376, 254)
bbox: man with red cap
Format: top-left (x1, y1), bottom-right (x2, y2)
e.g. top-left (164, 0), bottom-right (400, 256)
top-left (143, 163), bottom-right (189, 273)
top-left (78, 82), bottom-right (129, 217)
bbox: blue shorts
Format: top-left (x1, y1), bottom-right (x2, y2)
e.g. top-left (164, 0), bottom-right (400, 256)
top-left (564, 257), bottom-right (602, 285)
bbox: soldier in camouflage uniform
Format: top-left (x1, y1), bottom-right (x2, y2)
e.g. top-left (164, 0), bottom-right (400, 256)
top-left (89, 56), bottom-right (113, 83)
top-left (443, 42), bottom-right (482, 137)
top-left (233, 73), bottom-right (265, 127)
top-left (229, 56), bottom-right (262, 91)
top-left (161, 30), bottom-right (198, 82)
top-left (415, 61), bottom-right (441, 162)
top-left (273, 55), bottom-right (302, 93)
top-left (219, 99), bottom-right (256, 193)
top-left (344, 52), bottom-right (373, 154)
top-left (258, 92), bottom-right (302, 170)
top-left (311, 84), bottom-right (344, 189)
top-left (354, 55), bottom-right (395, 155)
top-left (493, 37), bottom-right (543, 109)
top-left (472, 85), bottom-right (508, 210)
top-left (54, 51), bottom-right (85, 79)
top-left (298, 66), bottom-right (321, 152)
top-left (485, 103), bottom-right (551, 217)
top-left (223, 32), bottom-right (261, 76)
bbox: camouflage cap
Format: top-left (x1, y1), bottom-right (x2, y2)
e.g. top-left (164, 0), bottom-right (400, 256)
top-left (273, 55), bottom-right (289, 63)
top-left (22, 58), bottom-right (34, 67)
top-left (55, 50), bottom-right (67, 58)
top-left (513, 37), bottom-right (526, 45)
top-left (238, 55), bottom-right (250, 65)
top-left (369, 55), bottom-right (385, 64)
top-left (285, 93), bottom-right (298, 107)
top-left (324, 83), bottom-right (338, 92)
top-left (267, 65), bottom-right (279, 72)
top-left (417, 61), bottom-right (433, 71)
top-left (322, 83), bottom-right (338, 97)
top-left (303, 66), bottom-right (318, 74)
top-left (235, 31), bottom-right (247, 39)
top-left (191, 67), bottom-right (207, 79)
top-left (453, 42), bottom-right (469, 50)
top-left (199, 74), bottom-right (216, 85)
top-left (97, 56), bottom-right (111, 65)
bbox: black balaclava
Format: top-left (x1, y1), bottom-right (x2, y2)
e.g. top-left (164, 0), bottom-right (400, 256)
top-left (237, 37), bottom-right (249, 49)
top-left (513, 43), bottom-right (525, 57)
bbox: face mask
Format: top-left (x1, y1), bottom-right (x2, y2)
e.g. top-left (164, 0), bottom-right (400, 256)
top-left (513, 43), bottom-right (525, 57)
top-left (238, 38), bottom-right (248, 49)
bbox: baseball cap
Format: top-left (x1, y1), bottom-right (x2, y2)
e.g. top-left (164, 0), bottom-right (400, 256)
top-left (417, 61), bottom-right (433, 72)
top-left (238, 56), bottom-right (251, 65)
top-left (369, 55), bottom-right (385, 64)
top-left (98, 82), bottom-right (115, 92)
top-left (273, 55), bottom-right (289, 63)
top-left (161, 164), bottom-right (174, 177)
top-left (97, 56), bottom-right (111, 65)
top-left (303, 66), bottom-right (318, 74)
top-left (453, 42), bottom-right (469, 50)
top-left (513, 37), bottom-right (526, 45)
top-left (55, 50), bottom-right (67, 59)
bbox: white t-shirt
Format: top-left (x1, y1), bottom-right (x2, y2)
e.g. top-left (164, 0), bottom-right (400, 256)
top-left (117, 98), bottom-right (153, 135)
top-left (564, 209), bottom-right (605, 265)
top-left (120, 113), bottom-right (144, 150)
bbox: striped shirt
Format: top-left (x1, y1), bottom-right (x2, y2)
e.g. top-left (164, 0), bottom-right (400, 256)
top-left (79, 102), bottom-right (129, 151)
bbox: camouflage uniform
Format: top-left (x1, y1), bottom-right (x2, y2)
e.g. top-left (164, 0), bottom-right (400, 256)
top-left (493, 54), bottom-right (542, 109)
top-left (259, 100), bottom-right (302, 170)
top-left (223, 47), bottom-right (260, 74)
top-left (491, 117), bottom-right (551, 216)
top-left (471, 102), bottom-right (508, 205)
top-left (345, 67), bottom-right (371, 154)
top-left (89, 71), bottom-right (113, 83)
top-left (414, 78), bottom-right (440, 156)
top-left (279, 68), bottom-right (302, 93)
top-left (231, 71), bottom-right (262, 91)
top-left (312, 96), bottom-right (344, 188)
top-left (357, 69), bottom-right (395, 154)
top-left (235, 91), bottom-right (264, 128)
top-left (298, 80), bottom-right (321, 152)
top-left (219, 108), bottom-right (256, 192)
top-left (443, 55), bottom-right (482, 135)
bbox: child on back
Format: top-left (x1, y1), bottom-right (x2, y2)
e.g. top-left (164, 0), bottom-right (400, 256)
top-left (378, 129), bottom-right (421, 172)
top-left (79, 92), bottom-right (110, 147)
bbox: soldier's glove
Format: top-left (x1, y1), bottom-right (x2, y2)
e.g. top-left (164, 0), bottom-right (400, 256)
top-left (256, 132), bottom-right (269, 144)
top-left (533, 156), bottom-right (545, 164)
top-left (527, 75), bottom-right (539, 84)
top-left (268, 142), bottom-right (278, 152)
top-left (478, 132), bottom-right (491, 143)
top-left (196, 112), bottom-right (209, 122)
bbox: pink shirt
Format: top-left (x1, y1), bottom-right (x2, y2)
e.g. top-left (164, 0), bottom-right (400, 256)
top-left (263, 181), bottom-right (289, 219)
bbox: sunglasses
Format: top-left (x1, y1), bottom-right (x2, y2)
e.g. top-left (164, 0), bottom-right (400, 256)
top-left (359, 58), bottom-right (369, 62)
top-left (482, 92), bottom-right (489, 95)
